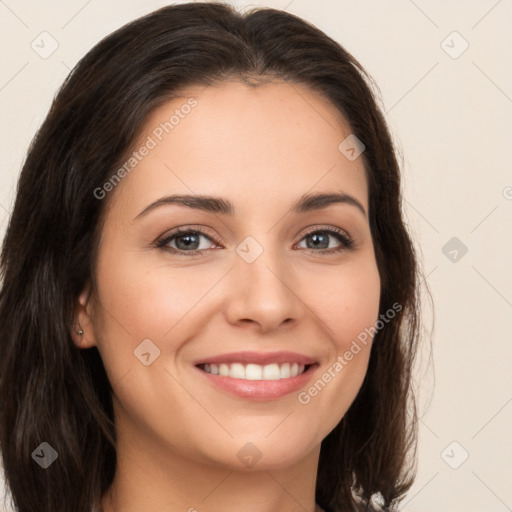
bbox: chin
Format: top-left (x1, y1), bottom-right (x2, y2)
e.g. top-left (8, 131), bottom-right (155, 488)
top-left (197, 429), bottom-right (321, 472)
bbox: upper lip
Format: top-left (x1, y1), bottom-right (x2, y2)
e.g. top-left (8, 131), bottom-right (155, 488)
top-left (194, 351), bottom-right (317, 366)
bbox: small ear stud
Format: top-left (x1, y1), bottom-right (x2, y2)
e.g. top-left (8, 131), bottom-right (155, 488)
top-left (77, 329), bottom-right (84, 336)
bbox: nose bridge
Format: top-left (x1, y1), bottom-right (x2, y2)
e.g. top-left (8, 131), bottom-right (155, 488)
top-left (226, 234), bottom-right (303, 330)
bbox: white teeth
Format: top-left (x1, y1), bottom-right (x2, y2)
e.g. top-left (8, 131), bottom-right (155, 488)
top-left (263, 363), bottom-right (281, 380)
top-left (230, 363), bottom-right (245, 379)
top-left (245, 364), bottom-right (262, 380)
top-left (280, 363), bottom-right (291, 378)
top-left (201, 362), bottom-right (309, 380)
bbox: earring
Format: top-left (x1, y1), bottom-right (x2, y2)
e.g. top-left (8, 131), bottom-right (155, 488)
top-left (77, 329), bottom-right (84, 336)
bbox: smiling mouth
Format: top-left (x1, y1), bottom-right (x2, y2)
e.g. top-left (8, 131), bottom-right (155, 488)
top-left (197, 362), bottom-right (314, 381)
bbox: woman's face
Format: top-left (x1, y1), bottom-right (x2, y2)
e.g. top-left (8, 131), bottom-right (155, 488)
top-left (76, 80), bottom-right (380, 470)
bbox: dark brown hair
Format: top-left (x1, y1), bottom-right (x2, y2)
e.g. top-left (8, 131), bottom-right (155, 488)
top-left (0, 3), bottom-right (423, 511)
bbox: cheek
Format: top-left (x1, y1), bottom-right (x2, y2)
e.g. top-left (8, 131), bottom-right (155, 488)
top-left (293, 257), bottom-right (380, 424)
top-left (92, 250), bottom-right (228, 367)
top-left (304, 256), bottom-right (381, 350)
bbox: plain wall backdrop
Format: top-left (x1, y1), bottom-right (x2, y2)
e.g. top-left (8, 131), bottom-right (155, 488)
top-left (0, 1), bottom-right (511, 511)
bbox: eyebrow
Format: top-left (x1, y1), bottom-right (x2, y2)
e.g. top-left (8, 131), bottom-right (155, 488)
top-left (133, 191), bottom-right (367, 220)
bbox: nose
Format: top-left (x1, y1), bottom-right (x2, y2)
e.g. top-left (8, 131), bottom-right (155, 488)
top-left (224, 242), bottom-right (305, 333)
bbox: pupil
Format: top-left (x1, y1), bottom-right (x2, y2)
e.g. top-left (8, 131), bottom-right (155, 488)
top-left (309, 233), bottom-right (328, 249)
top-left (177, 233), bottom-right (198, 250)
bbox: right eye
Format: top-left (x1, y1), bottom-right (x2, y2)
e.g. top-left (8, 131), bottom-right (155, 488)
top-left (155, 227), bottom-right (222, 256)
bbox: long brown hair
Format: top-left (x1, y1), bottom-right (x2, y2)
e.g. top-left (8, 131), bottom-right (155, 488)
top-left (0, 3), bottom-right (423, 511)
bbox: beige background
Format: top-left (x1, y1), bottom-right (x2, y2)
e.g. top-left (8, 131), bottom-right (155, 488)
top-left (1, 1), bottom-right (511, 511)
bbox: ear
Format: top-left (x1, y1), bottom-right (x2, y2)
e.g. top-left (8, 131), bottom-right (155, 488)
top-left (71, 281), bottom-right (97, 349)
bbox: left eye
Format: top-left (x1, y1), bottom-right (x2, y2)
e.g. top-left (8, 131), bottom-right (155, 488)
top-left (296, 229), bottom-right (352, 251)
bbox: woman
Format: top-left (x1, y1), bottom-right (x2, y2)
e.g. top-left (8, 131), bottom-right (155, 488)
top-left (0, 3), bottom-right (423, 512)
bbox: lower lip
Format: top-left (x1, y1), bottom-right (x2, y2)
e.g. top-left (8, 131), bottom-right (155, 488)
top-left (196, 365), bottom-right (318, 401)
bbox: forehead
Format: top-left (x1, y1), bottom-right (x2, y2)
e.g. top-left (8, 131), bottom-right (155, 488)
top-left (104, 80), bottom-right (369, 222)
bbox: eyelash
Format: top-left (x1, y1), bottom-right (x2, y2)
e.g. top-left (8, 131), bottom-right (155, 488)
top-left (155, 225), bottom-right (356, 257)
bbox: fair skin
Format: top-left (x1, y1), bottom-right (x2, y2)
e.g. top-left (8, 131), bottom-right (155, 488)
top-left (73, 80), bottom-right (381, 512)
